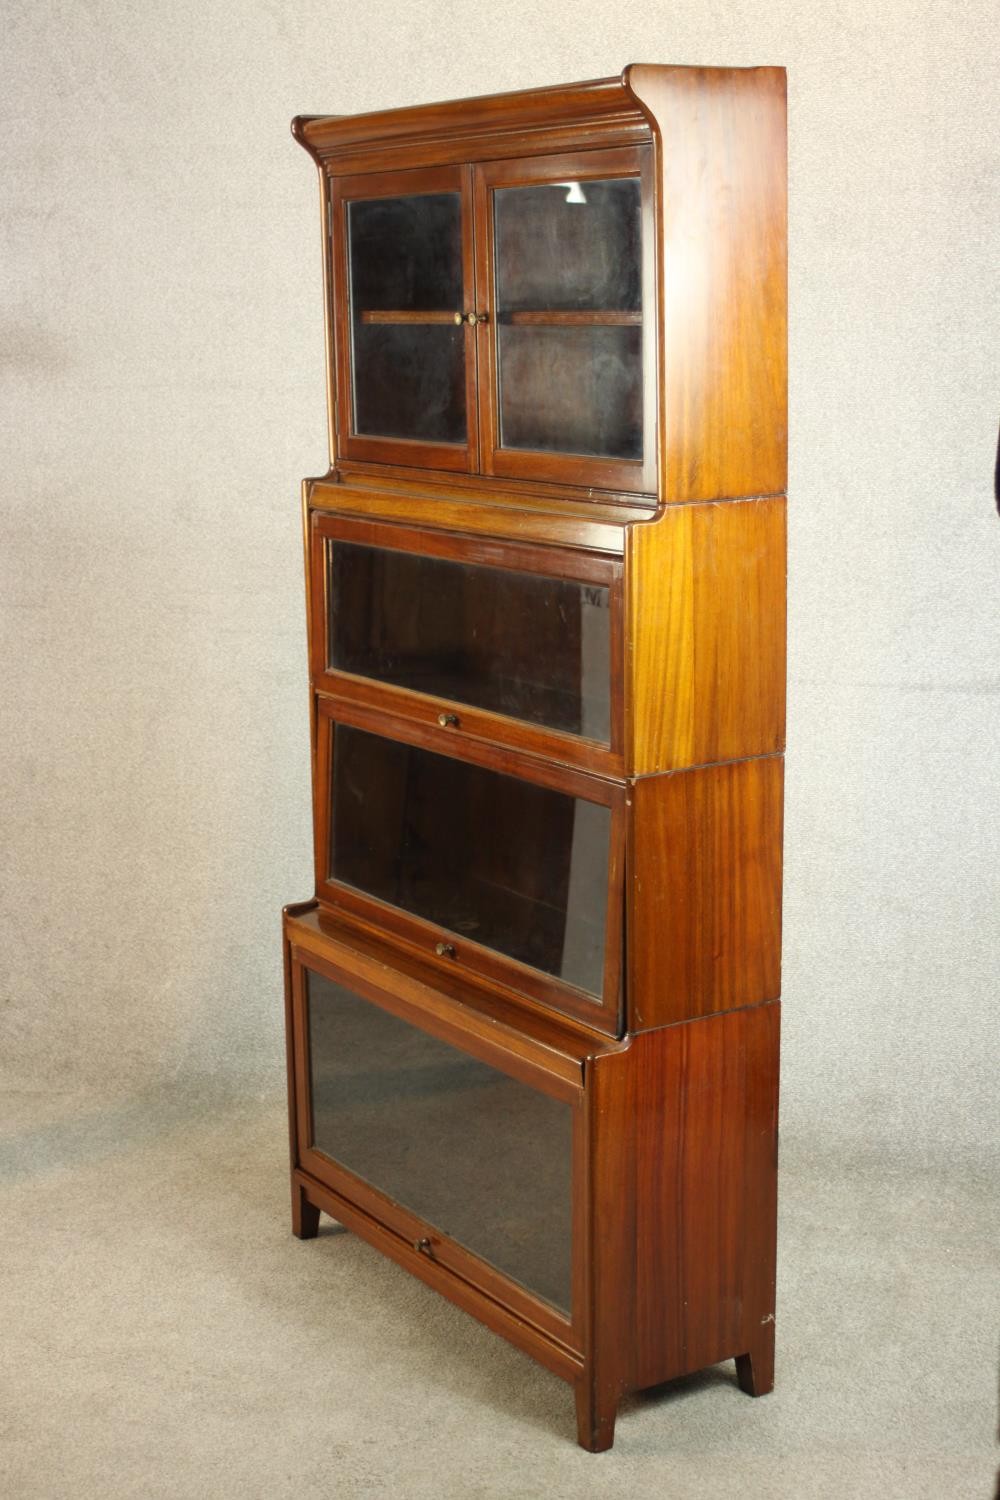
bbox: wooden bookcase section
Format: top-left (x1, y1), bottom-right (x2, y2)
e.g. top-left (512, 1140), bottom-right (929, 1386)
top-left (285, 63), bottom-right (787, 1451)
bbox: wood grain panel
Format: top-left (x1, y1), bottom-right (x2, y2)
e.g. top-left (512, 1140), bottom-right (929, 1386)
top-left (626, 496), bottom-right (786, 775)
top-left (625, 65), bottom-right (787, 504)
top-left (628, 755), bottom-right (783, 1029)
top-left (590, 1001), bottom-right (779, 1393)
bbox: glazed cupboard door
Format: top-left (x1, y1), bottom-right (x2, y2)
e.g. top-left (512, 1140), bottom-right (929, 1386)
top-left (473, 146), bottom-right (657, 495)
top-left (330, 166), bottom-right (479, 472)
top-left (309, 514), bottom-right (624, 776)
top-left (290, 952), bottom-right (582, 1338)
top-left (314, 702), bottom-right (625, 1033)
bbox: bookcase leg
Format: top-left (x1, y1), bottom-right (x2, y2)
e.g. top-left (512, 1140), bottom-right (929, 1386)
top-left (292, 1182), bottom-right (320, 1240)
top-left (735, 1322), bottom-right (775, 1397)
top-left (574, 1379), bottom-right (617, 1452)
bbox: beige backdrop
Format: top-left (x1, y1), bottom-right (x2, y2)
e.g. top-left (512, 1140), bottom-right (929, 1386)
top-left (2, 1), bottom-right (998, 1173)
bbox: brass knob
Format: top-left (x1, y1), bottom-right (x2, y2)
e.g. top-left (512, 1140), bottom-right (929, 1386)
top-left (465, 311), bottom-right (489, 326)
top-left (437, 712), bottom-right (459, 728)
top-left (452, 312), bottom-right (464, 325)
top-left (435, 941), bottom-right (456, 959)
top-left (415, 1237), bottom-right (432, 1255)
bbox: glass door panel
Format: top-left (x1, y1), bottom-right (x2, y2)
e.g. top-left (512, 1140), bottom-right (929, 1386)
top-left (305, 968), bottom-right (574, 1313)
top-left (349, 193), bottom-right (465, 442)
top-left (332, 166), bottom-right (477, 471)
top-left (326, 724), bottom-right (613, 1001)
top-left (475, 147), bottom-right (656, 494)
top-left (494, 177), bottom-right (642, 459)
top-left (325, 536), bottom-right (614, 745)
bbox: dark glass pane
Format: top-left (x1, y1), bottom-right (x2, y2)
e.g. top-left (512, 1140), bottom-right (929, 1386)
top-left (348, 193), bottom-right (466, 444)
top-left (492, 176), bottom-right (643, 460)
top-left (330, 727), bottom-right (611, 997)
top-left (494, 178), bottom-right (642, 313)
top-left (328, 542), bottom-right (611, 743)
top-left (307, 971), bottom-right (573, 1312)
top-left (497, 325), bottom-right (642, 459)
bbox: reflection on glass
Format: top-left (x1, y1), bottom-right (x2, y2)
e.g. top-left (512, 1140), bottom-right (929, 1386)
top-left (330, 726), bottom-right (611, 996)
top-left (493, 176), bottom-right (643, 460)
top-left (328, 542), bottom-right (612, 743)
top-left (348, 192), bottom-right (466, 444)
top-left (307, 970), bottom-right (574, 1312)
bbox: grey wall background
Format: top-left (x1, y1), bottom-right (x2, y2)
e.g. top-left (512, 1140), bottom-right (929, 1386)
top-left (2, 1), bottom-right (998, 1173)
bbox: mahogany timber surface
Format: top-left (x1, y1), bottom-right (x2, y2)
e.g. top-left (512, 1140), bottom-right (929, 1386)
top-left (628, 756), bottom-right (784, 1029)
top-left (589, 1000), bottom-right (780, 1401)
top-left (626, 65), bottom-right (787, 504)
top-left (626, 496), bottom-right (787, 775)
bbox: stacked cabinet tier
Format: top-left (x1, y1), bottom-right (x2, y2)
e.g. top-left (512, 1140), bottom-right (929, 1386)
top-left (286, 64), bottom-right (787, 1452)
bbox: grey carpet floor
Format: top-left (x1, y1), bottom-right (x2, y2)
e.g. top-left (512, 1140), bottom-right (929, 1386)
top-left (1, 1085), bottom-right (996, 1500)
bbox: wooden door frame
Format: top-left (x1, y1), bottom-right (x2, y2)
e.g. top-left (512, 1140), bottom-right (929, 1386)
top-left (312, 693), bottom-right (626, 1034)
top-left (308, 510), bottom-right (625, 778)
top-left (329, 162), bottom-right (479, 473)
top-left (472, 144), bottom-right (658, 496)
top-left (288, 944), bottom-right (588, 1351)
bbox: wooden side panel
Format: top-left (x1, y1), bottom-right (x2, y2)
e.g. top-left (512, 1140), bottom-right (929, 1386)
top-left (629, 755), bottom-right (783, 1029)
top-left (626, 495), bottom-right (786, 776)
top-left (591, 1001), bottom-right (779, 1395)
top-left (625, 65), bottom-right (787, 504)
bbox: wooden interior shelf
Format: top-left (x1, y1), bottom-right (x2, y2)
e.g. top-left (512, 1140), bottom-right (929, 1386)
top-left (361, 309), bottom-right (463, 324)
top-left (359, 309), bottom-right (643, 327)
top-left (502, 310), bottom-right (642, 326)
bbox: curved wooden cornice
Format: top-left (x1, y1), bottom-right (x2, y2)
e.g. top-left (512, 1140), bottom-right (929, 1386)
top-left (291, 71), bottom-right (651, 169)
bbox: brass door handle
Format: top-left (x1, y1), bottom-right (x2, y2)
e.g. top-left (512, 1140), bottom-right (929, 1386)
top-left (437, 712), bottom-right (459, 728)
top-left (465, 311), bottom-right (489, 326)
top-left (435, 941), bottom-right (456, 959)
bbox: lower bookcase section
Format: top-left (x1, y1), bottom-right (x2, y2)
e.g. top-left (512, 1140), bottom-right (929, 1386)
top-left (283, 902), bottom-right (780, 1452)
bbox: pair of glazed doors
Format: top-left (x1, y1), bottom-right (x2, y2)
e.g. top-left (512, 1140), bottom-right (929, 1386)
top-left (330, 144), bottom-right (656, 495)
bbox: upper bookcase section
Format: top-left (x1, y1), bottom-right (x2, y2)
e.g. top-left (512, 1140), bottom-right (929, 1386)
top-left (294, 66), bottom-right (787, 510)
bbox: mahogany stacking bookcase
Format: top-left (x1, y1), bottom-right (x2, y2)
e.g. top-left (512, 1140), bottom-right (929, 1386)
top-left (284, 65), bottom-right (786, 1452)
